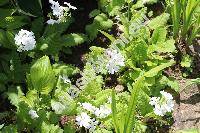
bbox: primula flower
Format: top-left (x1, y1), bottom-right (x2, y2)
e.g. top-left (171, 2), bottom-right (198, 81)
top-left (28, 109), bottom-right (39, 119)
top-left (64, 2), bottom-right (77, 10)
top-left (149, 91), bottom-right (174, 116)
top-left (47, 0), bottom-right (76, 25)
top-left (105, 49), bottom-right (125, 74)
top-left (76, 112), bottom-right (98, 132)
top-left (80, 102), bottom-right (97, 113)
top-left (14, 29), bottom-right (36, 52)
top-left (94, 105), bottom-right (112, 119)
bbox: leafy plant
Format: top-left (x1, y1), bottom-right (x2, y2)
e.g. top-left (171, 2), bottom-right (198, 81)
top-left (169, 0), bottom-right (200, 44)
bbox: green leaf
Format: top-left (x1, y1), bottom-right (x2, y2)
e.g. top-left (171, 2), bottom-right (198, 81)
top-left (0, 0), bottom-right (9, 6)
top-left (86, 13), bottom-right (113, 40)
top-left (137, 89), bottom-right (152, 116)
top-left (53, 64), bottom-right (79, 77)
top-left (181, 55), bottom-right (192, 68)
top-left (0, 9), bottom-right (14, 19)
top-left (151, 27), bottom-right (167, 44)
top-left (41, 122), bottom-right (63, 133)
top-left (62, 33), bottom-right (88, 47)
top-left (111, 90), bottom-right (120, 133)
top-left (7, 86), bottom-right (24, 107)
top-left (31, 17), bottom-right (44, 39)
top-left (1, 125), bottom-right (17, 133)
top-left (43, 18), bottom-right (74, 38)
top-left (30, 56), bottom-right (56, 94)
top-left (122, 61), bottom-right (175, 132)
top-left (99, 30), bottom-right (115, 42)
top-left (148, 13), bottom-right (170, 29)
top-left (51, 89), bottom-right (76, 115)
top-left (145, 60), bottom-right (175, 77)
top-left (89, 9), bottom-right (101, 18)
top-left (16, 0), bottom-right (43, 17)
top-left (0, 29), bottom-right (11, 48)
top-left (0, 16), bottom-right (30, 29)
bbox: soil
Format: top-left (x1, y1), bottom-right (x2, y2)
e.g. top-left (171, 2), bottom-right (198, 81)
top-left (171, 81), bottom-right (200, 131)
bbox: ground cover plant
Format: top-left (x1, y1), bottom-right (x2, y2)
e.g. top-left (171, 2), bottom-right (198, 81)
top-left (0, 0), bottom-right (199, 132)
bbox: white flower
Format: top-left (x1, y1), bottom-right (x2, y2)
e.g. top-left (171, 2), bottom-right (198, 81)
top-left (81, 103), bottom-right (97, 113)
top-left (76, 112), bottom-right (98, 131)
top-left (64, 2), bottom-right (77, 10)
top-left (60, 75), bottom-right (71, 84)
top-left (149, 91), bottom-right (174, 116)
top-left (14, 29), bottom-right (36, 52)
top-left (47, 0), bottom-right (69, 24)
top-left (28, 109), bottom-right (39, 119)
top-left (94, 105), bottom-right (112, 118)
top-left (49, 0), bottom-right (66, 18)
top-left (46, 18), bottom-right (59, 25)
top-left (105, 49), bottom-right (125, 74)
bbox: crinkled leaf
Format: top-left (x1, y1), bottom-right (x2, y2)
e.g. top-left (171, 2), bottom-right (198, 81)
top-left (148, 13), bottom-right (170, 29)
top-left (41, 122), bottom-right (63, 133)
top-left (151, 27), bottom-right (167, 44)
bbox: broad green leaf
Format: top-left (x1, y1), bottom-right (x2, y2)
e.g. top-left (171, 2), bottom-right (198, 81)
top-left (31, 17), bottom-right (44, 39)
top-left (0, 16), bottom-right (29, 29)
top-left (62, 33), bottom-right (88, 47)
top-left (151, 27), bottom-right (167, 44)
top-left (16, 0), bottom-right (43, 17)
top-left (30, 56), bottom-right (56, 94)
top-left (148, 13), bottom-right (170, 29)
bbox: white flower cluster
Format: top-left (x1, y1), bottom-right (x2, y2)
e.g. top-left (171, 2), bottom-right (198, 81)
top-left (80, 102), bottom-right (112, 119)
top-left (76, 112), bottom-right (98, 132)
top-left (14, 29), bottom-right (36, 52)
top-left (94, 105), bottom-right (112, 119)
top-left (105, 49), bottom-right (125, 74)
top-left (76, 102), bottom-right (112, 132)
top-left (81, 102), bottom-right (97, 114)
top-left (149, 91), bottom-right (174, 116)
top-left (28, 109), bottom-right (39, 119)
top-left (47, 0), bottom-right (77, 25)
